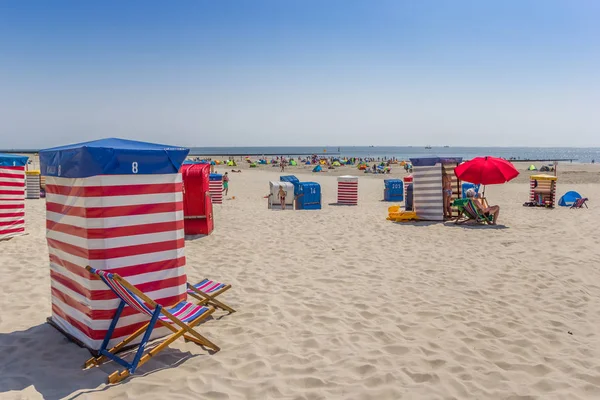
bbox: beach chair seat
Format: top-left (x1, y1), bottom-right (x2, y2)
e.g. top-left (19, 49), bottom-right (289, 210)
top-left (570, 198), bottom-right (588, 209)
top-left (187, 279), bottom-right (235, 313)
top-left (84, 266), bottom-right (220, 384)
top-left (453, 198), bottom-right (493, 225)
top-left (157, 301), bottom-right (213, 324)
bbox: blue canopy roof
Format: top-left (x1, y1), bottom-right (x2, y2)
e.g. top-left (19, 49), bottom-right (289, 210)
top-left (558, 191), bottom-right (582, 207)
top-left (39, 138), bottom-right (189, 178)
top-left (0, 153), bottom-right (29, 167)
top-left (409, 156), bottom-right (463, 167)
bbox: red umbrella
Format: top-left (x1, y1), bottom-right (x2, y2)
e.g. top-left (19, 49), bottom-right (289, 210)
top-left (454, 156), bottom-right (519, 185)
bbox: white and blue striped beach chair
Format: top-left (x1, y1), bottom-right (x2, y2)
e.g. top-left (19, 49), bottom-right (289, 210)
top-left (187, 279), bottom-right (235, 314)
top-left (84, 266), bottom-right (220, 384)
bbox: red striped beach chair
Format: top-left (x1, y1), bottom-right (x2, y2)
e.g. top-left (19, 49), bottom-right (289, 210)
top-left (570, 197), bottom-right (588, 209)
top-left (187, 279), bottom-right (235, 313)
top-left (84, 266), bottom-right (219, 384)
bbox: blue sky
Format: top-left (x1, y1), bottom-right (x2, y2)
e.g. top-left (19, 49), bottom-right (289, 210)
top-left (1, 0), bottom-right (599, 148)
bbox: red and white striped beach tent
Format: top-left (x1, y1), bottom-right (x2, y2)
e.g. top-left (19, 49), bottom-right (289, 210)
top-left (0, 153), bottom-right (28, 241)
top-left (337, 175), bottom-right (358, 205)
top-left (40, 138), bottom-right (190, 350)
top-left (208, 173), bottom-right (223, 204)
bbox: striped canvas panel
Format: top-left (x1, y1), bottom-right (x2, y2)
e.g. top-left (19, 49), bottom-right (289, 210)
top-left (46, 173), bottom-right (187, 350)
top-left (0, 166), bottom-right (25, 240)
top-left (337, 177), bottom-right (358, 205)
top-left (209, 179), bottom-right (223, 204)
top-left (157, 302), bottom-right (209, 323)
top-left (26, 174), bottom-right (41, 199)
top-left (51, 304), bottom-right (172, 349)
top-left (413, 165), bottom-right (443, 221)
top-left (190, 279), bottom-right (227, 294)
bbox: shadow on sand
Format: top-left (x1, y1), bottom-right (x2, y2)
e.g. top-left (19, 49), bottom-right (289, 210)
top-left (390, 220), bottom-right (439, 227)
top-left (385, 219), bottom-right (508, 229)
top-left (445, 222), bottom-right (509, 230)
top-left (0, 323), bottom-right (200, 399)
top-left (185, 234), bottom-right (211, 241)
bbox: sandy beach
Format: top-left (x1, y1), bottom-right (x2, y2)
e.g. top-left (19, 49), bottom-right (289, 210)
top-left (1, 161), bottom-right (600, 400)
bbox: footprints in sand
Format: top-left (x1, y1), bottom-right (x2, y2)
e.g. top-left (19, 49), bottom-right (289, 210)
top-left (382, 344), bottom-right (410, 356)
top-left (4, 176), bottom-right (600, 399)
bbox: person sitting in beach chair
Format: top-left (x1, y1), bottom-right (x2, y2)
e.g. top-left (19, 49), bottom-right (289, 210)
top-left (454, 190), bottom-right (497, 225)
top-left (466, 189), bottom-right (499, 225)
top-left (454, 197), bottom-right (493, 225)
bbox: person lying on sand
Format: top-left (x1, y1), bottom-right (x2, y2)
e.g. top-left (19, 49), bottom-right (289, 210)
top-left (231, 169), bottom-right (242, 173)
top-left (467, 189), bottom-right (500, 225)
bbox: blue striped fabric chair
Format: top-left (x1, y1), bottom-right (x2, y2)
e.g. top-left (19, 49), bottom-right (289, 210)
top-left (84, 266), bottom-right (219, 384)
top-left (187, 279), bottom-right (235, 313)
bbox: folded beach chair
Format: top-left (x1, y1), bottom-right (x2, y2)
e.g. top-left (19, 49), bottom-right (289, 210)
top-left (84, 266), bottom-right (220, 384)
top-left (570, 198), bottom-right (588, 209)
top-left (453, 198), bottom-right (493, 224)
top-left (187, 279), bottom-right (235, 313)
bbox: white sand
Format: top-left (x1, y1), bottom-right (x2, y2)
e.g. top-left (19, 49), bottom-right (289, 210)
top-left (1, 162), bottom-right (600, 399)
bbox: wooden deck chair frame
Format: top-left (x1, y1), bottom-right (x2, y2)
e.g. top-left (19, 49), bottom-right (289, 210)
top-left (453, 199), bottom-right (493, 225)
top-left (187, 281), bottom-right (236, 313)
top-left (84, 266), bottom-right (220, 384)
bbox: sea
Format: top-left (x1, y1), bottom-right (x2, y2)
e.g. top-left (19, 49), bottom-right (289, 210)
top-left (188, 146), bottom-right (600, 163)
top-left (3, 146), bottom-right (599, 163)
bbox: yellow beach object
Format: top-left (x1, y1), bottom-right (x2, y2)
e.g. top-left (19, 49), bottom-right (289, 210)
top-left (530, 174), bottom-right (557, 181)
top-left (387, 205), bottom-right (400, 214)
top-left (387, 205), bottom-right (418, 222)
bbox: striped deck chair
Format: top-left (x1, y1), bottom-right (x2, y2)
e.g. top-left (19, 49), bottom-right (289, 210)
top-left (187, 279), bottom-right (235, 313)
top-left (453, 198), bottom-right (493, 225)
top-left (84, 266), bottom-right (220, 384)
top-left (570, 198), bottom-right (588, 209)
